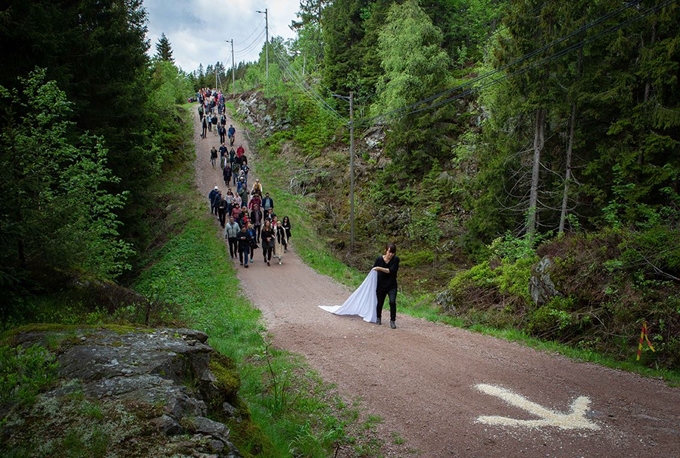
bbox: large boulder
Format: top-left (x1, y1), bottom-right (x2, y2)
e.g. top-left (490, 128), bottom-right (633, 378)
top-left (4, 327), bottom-right (243, 457)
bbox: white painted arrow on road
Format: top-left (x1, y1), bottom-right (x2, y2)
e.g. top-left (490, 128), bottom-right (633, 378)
top-left (475, 383), bottom-right (600, 430)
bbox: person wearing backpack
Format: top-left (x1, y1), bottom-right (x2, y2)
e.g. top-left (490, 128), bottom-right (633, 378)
top-left (250, 178), bottom-right (263, 197)
top-left (210, 146), bottom-right (218, 169)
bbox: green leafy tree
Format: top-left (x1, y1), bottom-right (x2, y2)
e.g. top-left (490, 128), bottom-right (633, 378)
top-left (0, 0), bottom-right (156, 245)
top-left (371, 0), bottom-right (455, 169)
top-left (0, 69), bottom-right (132, 292)
top-left (290, 0), bottom-right (330, 72)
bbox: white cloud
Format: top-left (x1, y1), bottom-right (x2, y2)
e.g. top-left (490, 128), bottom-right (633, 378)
top-left (144, 0), bottom-right (299, 72)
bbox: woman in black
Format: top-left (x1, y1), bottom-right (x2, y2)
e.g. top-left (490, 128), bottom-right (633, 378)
top-left (372, 243), bottom-right (400, 329)
top-left (281, 216), bottom-right (292, 251)
top-left (261, 220), bottom-right (274, 266)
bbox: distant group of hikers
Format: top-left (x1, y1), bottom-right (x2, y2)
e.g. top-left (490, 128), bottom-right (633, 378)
top-left (197, 88), bottom-right (236, 144)
top-left (202, 95), bottom-right (291, 268)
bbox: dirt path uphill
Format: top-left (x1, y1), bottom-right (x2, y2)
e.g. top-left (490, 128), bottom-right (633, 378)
top-left (191, 107), bottom-right (680, 458)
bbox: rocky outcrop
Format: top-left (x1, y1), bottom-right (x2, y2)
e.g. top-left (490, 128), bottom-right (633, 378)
top-left (529, 256), bottom-right (561, 306)
top-left (235, 91), bottom-right (289, 135)
top-left (4, 327), bottom-right (244, 457)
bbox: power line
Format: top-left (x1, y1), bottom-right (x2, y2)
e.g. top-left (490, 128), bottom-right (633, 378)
top-left (269, 46), bottom-right (346, 121)
top-left (233, 18), bottom-right (266, 47)
top-left (233, 29), bottom-right (266, 57)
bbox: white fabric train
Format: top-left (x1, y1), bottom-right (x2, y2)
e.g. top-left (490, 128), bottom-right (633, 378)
top-left (319, 270), bottom-right (377, 323)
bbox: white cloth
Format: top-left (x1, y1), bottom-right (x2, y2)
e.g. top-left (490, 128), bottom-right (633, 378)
top-left (319, 270), bottom-right (377, 323)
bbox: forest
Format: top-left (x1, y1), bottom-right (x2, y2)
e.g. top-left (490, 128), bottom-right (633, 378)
top-left (0, 0), bottom-right (678, 455)
top-left (194, 0), bottom-right (680, 371)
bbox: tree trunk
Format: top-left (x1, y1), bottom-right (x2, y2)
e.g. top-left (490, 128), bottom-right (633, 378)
top-left (527, 108), bottom-right (545, 238)
top-left (559, 48), bottom-right (582, 235)
top-left (559, 102), bottom-right (576, 235)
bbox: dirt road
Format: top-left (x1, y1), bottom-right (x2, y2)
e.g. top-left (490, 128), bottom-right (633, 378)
top-left (192, 108), bottom-right (680, 457)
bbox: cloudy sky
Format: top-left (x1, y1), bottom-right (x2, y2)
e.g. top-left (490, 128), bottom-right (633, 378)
top-left (143, 0), bottom-right (301, 73)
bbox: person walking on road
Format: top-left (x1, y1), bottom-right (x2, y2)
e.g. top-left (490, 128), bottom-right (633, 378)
top-left (208, 186), bottom-right (220, 215)
top-left (373, 243), bottom-right (400, 329)
top-left (237, 224), bottom-right (252, 268)
top-left (261, 220), bottom-right (274, 266)
top-left (261, 192), bottom-right (274, 215)
top-left (281, 216), bottom-right (292, 251)
top-left (216, 194), bottom-right (228, 228)
top-left (228, 124), bottom-right (236, 145)
top-left (250, 204), bottom-right (262, 243)
top-left (224, 217), bottom-right (240, 259)
top-left (201, 116), bottom-right (208, 139)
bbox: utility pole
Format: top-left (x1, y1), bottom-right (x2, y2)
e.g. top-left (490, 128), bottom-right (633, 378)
top-left (230, 39), bottom-right (235, 96)
top-left (256, 9), bottom-right (269, 80)
top-left (332, 92), bottom-right (356, 252)
top-left (349, 91), bottom-right (355, 252)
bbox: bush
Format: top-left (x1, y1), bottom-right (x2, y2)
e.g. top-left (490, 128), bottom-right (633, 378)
top-left (0, 344), bottom-right (58, 408)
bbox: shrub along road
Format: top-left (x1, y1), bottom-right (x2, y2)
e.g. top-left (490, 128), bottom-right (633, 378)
top-left (192, 109), bottom-right (680, 457)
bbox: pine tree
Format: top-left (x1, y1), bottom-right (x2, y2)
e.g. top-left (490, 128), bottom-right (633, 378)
top-left (155, 33), bottom-right (174, 63)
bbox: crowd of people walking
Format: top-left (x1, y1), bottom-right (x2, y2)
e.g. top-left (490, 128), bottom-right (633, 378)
top-left (201, 90), bottom-right (291, 268)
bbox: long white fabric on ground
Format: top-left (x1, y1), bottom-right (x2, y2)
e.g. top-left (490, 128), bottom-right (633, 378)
top-left (319, 270), bottom-right (377, 323)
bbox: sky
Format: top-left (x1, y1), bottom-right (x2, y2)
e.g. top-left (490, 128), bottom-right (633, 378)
top-left (143, 0), bottom-right (300, 73)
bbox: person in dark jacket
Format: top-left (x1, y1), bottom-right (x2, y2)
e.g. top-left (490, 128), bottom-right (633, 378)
top-left (223, 163), bottom-right (232, 187)
top-left (208, 186), bottom-right (219, 215)
top-left (261, 193), bottom-right (274, 214)
top-left (216, 195), bottom-right (228, 228)
top-left (236, 224), bottom-right (252, 268)
top-left (281, 216), bottom-right (291, 251)
top-left (250, 204), bottom-right (262, 243)
top-left (261, 220), bottom-right (274, 266)
top-left (372, 243), bottom-right (400, 329)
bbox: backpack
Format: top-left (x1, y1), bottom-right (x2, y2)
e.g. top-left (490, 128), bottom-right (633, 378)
top-left (211, 116), bottom-right (218, 125)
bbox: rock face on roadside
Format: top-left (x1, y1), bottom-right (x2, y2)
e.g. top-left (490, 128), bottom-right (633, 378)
top-left (529, 256), bottom-right (560, 306)
top-left (3, 327), bottom-right (244, 457)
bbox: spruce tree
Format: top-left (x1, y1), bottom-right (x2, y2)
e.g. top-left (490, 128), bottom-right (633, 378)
top-left (155, 33), bottom-right (174, 63)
